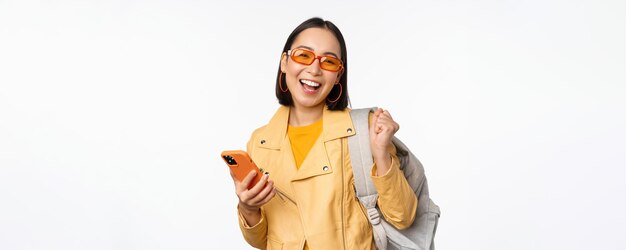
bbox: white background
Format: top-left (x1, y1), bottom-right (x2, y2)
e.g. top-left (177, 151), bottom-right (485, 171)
top-left (1, 0), bottom-right (625, 249)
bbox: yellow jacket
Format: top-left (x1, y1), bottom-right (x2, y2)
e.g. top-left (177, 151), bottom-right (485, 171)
top-left (238, 106), bottom-right (417, 249)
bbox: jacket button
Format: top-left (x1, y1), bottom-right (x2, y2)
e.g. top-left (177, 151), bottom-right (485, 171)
top-left (322, 166), bottom-right (329, 171)
top-left (347, 128), bottom-right (353, 133)
top-left (260, 139), bottom-right (266, 144)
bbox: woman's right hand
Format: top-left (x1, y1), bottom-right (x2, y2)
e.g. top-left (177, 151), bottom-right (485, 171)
top-left (231, 170), bottom-right (276, 225)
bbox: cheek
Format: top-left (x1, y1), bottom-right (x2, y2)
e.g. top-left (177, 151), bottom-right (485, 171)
top-left (325, 73), bottom-right (339, 84)
top-left (323, 76), bottom-right (339, 91)
top-left (285, 64), bottom-right (304, 79)
top-left (283, 67), bottom-right (298, 85)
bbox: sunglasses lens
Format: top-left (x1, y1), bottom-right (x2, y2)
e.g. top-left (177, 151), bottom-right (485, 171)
top-left (320, 57), bottom-right (342, 72)
top-left (291, 49), bottom-right (315, 65)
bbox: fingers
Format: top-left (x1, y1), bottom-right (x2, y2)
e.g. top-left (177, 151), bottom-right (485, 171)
top-left (247, 173), bottom-right (269, 195)
top-left (237, 170), bottom-right (257, 191)
top-left (248, 180), bottom-right (275, 205)
top-left (370, 108), bottom-right (383, 134)
top-left (371, 108), bottom-right (399, 134)
top-left (257, 186), bottom-right (277, 205)
top-left (236, 172), bottom-right (275, 208)
top-left (373, 107), bottom-right (384, 117)
top-left (380, 109), bottom-right (393, 120)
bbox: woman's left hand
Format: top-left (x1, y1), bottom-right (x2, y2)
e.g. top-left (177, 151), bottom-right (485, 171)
top-left (369, 108), bottom-right (400, 175)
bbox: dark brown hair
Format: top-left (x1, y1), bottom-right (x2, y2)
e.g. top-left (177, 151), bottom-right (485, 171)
top-left (275, 17), bottom-right (349, 110)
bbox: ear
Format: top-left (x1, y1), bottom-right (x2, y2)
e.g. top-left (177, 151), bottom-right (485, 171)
top-left (335, 68), bottom-right (344, 83)
top-left (280, 52), bottom-right (287, 73)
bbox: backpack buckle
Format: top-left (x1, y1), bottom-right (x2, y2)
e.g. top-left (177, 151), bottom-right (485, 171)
top-left (367, 208), bottom-right (381, 225)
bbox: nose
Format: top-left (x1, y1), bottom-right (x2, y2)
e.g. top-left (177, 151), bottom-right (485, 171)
top-left (306, 58), bottom-right (323, 76)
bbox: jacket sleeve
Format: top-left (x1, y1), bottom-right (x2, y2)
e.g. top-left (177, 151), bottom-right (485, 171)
top-left (370, 143), bottom-right (418, 230)
top-left (237, 206), bottom-right (268, 249)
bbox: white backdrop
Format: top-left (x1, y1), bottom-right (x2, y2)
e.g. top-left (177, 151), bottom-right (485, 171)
top-left (1, 0), bottom-right (625, 249)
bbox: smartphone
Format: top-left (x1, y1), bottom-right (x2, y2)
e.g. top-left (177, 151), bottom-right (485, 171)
top-left (221, 150), bottom-right (264, 189)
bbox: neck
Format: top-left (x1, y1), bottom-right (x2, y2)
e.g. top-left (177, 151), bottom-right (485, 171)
top-left (289, 104), bottom-right (324, 127)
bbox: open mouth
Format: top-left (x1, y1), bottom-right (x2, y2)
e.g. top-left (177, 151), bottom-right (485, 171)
top-left (300, 79), bottom-right (321, 94)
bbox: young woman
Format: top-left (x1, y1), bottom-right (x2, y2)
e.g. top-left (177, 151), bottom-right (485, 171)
top-left (230, 17), bottom-right (417, 249)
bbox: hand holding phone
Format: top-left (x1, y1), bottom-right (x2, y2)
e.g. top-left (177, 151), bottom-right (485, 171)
top-left (221, 150), bottom-right (276, 226)
top-left (221, 150), bottom-right (264, 189)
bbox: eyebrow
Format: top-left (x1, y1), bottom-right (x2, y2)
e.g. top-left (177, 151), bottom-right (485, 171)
top-left (294, 45), bottom-right (340, 58)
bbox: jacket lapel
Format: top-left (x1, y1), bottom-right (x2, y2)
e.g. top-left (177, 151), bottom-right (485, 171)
top-left (292, 107), bottom-right (356, 181)
top-left (255, 106), bottom-right (289, 150)
top-left (254, 105), bottom-right (358, 183)
top-left (253, 106), bottom-right (298, 200)
top-left (321, 106), bottom-right (356, 142)
top-left (291, 135), bottom-right (332, 181)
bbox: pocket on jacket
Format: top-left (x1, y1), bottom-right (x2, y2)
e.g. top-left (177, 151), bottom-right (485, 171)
top-left (267, 237), bottom-right (283, 250)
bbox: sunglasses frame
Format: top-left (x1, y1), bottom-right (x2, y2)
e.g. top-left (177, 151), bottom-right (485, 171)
top-left (287, 48), bottom-right (344, 72)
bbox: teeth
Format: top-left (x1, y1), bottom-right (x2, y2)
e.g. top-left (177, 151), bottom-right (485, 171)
top-left (300, 79), bottom-right (320, 87)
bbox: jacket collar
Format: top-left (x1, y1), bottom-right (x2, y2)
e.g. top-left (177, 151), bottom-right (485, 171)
top-left (255, 105), bottom-right (356, 149)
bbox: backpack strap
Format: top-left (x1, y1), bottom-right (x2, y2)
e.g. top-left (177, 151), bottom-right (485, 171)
top-left (348, 107), bottom-right (388, 250)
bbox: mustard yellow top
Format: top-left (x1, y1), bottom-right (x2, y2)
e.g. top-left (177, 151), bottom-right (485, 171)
top-left (287, 119), bottom-right (323, 169)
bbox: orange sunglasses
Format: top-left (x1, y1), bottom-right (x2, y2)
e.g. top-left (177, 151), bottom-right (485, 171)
top-left (287, 48), bottom-right (344, 72)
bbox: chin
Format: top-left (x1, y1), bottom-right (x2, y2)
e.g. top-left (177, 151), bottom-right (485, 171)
top-left (294, 98), bottom-right (325, 109)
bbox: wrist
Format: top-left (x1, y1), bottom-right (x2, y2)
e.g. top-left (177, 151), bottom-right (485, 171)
top-left (238, 203), bottom-right (260, 215)
top-left (371, 147), bottom-right (386, 159)
top-left (238, 203), bottom-right (262, 227)
top-left (373, 151), bottom-right (391, 163)
top-left (373, 153), bottom-right (392, 176)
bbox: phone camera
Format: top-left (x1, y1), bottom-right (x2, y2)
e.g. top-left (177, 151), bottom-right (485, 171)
top-left (223, 155), bottom-right (237, 165)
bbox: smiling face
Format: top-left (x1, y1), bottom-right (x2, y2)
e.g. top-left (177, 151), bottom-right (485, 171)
top-left (280, 28), bottom-right (343, 111)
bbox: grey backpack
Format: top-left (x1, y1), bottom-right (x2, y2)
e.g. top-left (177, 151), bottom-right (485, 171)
top-left (348, 108), bottom-right (440, 250)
